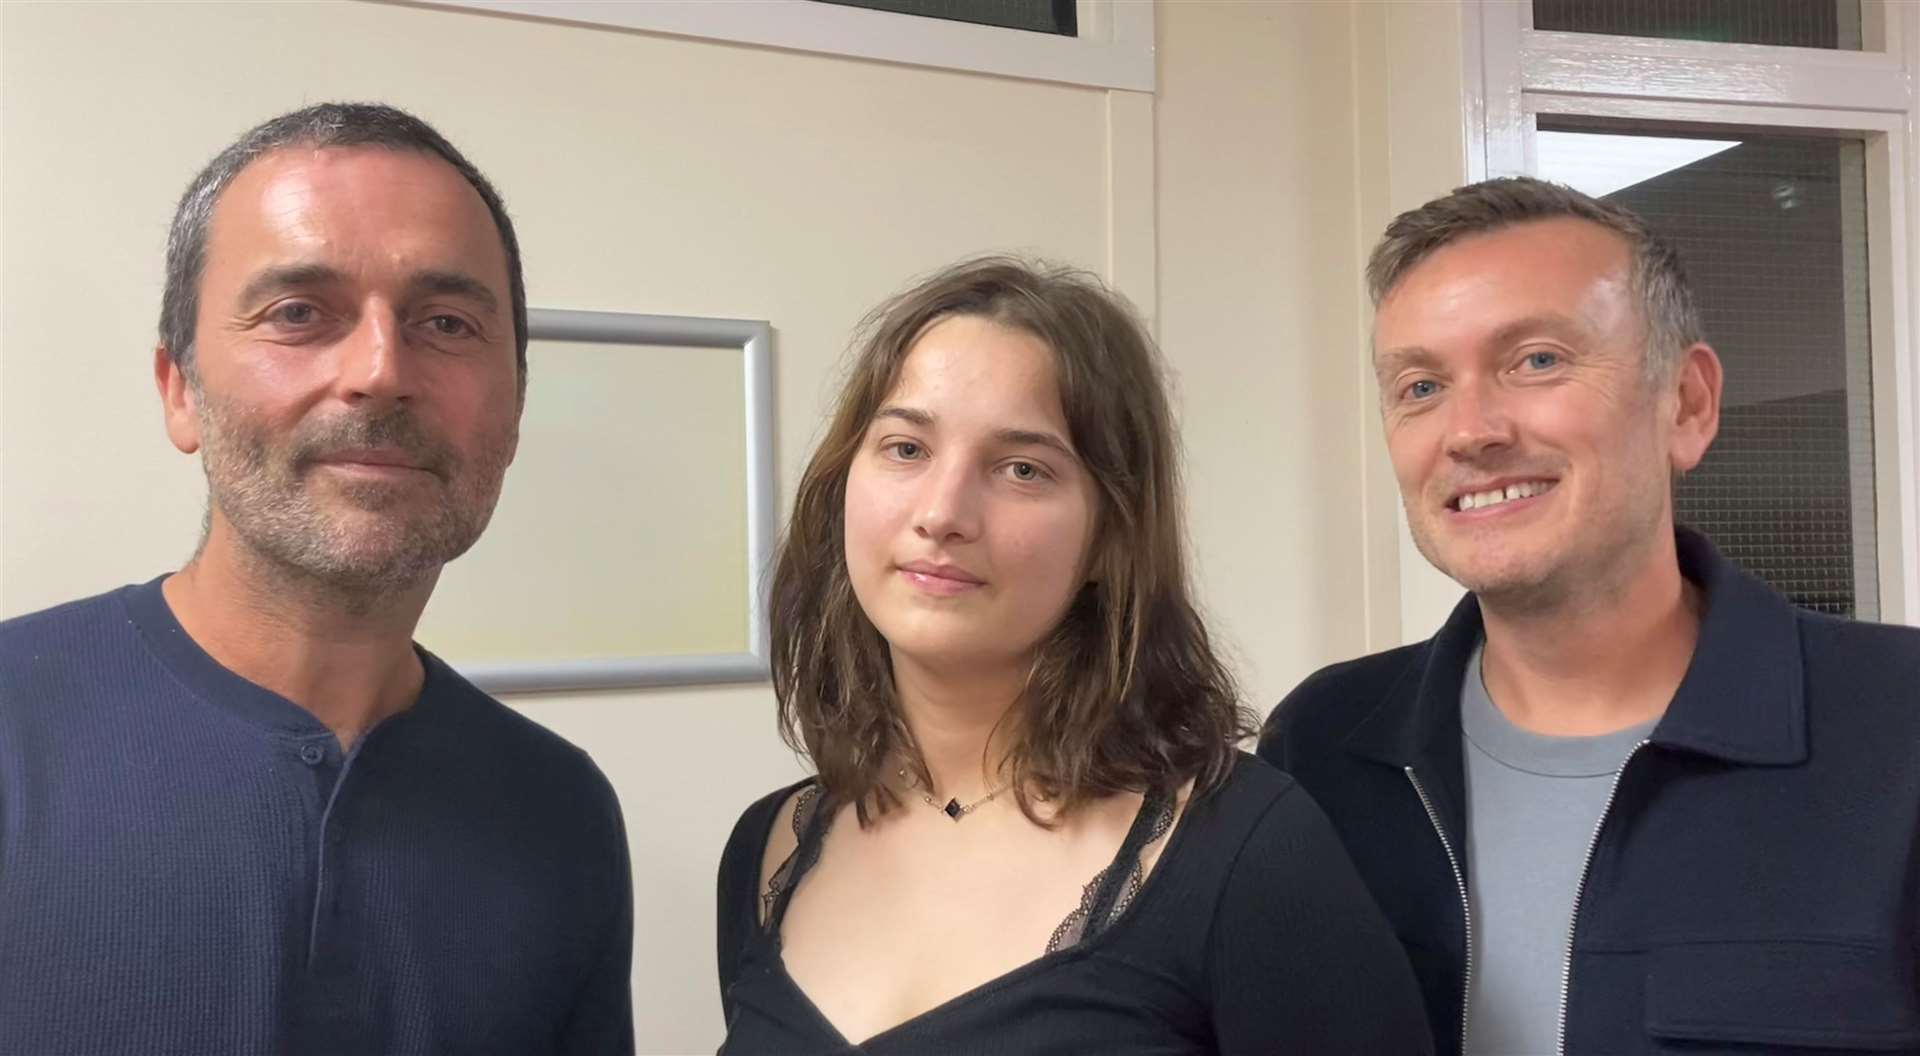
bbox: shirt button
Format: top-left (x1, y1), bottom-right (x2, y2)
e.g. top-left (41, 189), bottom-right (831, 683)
top-left (299, 744), bottom-right (325, 766)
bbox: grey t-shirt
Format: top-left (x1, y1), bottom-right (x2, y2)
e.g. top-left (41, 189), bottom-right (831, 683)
top-left (1461, 642), bottom-right (1656, 1056)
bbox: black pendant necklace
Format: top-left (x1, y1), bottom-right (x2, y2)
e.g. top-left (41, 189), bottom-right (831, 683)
top-left (899, 767), bottom-right (1011, 822)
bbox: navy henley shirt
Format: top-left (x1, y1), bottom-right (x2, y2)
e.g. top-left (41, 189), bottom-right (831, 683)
top-left (0, 577), bottom-right (634, 1055)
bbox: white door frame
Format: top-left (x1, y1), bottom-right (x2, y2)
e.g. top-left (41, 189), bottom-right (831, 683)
top-left (1455, 0), bottom-right (1920, 624)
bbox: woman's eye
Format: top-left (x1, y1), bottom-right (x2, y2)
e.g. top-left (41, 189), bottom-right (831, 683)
top-left (886, 441), bottom-right (922, 460)
top-left (1007, 461), bottom-right (1045, 482)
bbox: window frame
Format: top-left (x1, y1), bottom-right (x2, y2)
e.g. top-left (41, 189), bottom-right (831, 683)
top-left (1463, 0), bottom-right (1920, 624)
top-left (418, 0), bottom-right (1156, 91)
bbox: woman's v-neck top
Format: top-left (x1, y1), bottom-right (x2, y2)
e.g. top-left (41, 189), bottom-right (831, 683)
top-left (714, 753), bottom-right (1434, 1055)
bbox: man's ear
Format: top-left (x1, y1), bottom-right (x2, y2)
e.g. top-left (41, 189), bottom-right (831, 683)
top-left (155, 344), bottom-right (201, 455)
top-left (1668, 342), bottom-right (1722, 475)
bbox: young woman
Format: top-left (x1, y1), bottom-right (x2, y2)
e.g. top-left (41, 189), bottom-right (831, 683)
top-left (716, 258), bottom-right (1431, 1054)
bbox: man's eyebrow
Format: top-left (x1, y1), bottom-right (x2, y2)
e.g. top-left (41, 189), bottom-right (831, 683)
top-left (232, 265), bottom-right (501, 315)
top-left (405, 270), bottom-right (500, 314)
top-left (1374, 346), bottom-right (1440, 379)
top-left (1486, 312), bottom-right (1586, 348)
top-left (1374, 314), bottom-right (1589, 378)
top-left (235, 263), bottom-right (347, 311)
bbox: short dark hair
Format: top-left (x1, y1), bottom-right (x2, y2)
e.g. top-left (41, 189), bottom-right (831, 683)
top-left (1368, 176), bottom-right (1702, 379)
top-left (159, 102), bottom-right (527, 386)
top-left (769, 256), bottom-right (1254, 827)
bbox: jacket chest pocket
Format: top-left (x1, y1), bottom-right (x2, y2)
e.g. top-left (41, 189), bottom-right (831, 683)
top-left (1646, 941), bottom-right (1920, 1052)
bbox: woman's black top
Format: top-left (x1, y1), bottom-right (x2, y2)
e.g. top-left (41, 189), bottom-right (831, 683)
top-left (715, 753), bottom-right (1434, 1054)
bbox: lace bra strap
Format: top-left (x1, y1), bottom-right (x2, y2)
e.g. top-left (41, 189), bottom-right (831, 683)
top-left (1078, 785), bottom-right (1176, 932)
top-left (760, 783), bottom-right (831, 930)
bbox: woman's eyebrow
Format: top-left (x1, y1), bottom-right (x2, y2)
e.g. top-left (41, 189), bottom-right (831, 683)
top-left (873, 407), bottom-right (1077, 460)
top-left (873, 405), bottom-right (934, 427)
top-left (994, 428), bottom-right (1077, 460)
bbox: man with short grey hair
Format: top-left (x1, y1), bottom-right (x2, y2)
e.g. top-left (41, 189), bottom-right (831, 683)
top-left (1262, 176), bottom-right (1920, 1055)
top-left (0, 103), bottom-right (633, 1054)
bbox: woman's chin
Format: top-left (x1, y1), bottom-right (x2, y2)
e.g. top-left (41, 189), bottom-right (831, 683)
top-left (882, 635), bottom-right (1034, 683)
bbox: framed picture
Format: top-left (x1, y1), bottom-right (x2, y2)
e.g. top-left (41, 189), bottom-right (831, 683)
top-left (418, 308), bottom-right (775, 693)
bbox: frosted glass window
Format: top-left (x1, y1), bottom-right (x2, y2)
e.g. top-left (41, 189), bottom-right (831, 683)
top-left (1539, 123), bottom-right (1878, 617)
top-left (1533, 0), bottom-right (1863, 50)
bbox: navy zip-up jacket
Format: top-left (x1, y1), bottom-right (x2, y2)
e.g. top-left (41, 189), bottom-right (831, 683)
top-left (1260, 529), bottom-right (1920, 1055)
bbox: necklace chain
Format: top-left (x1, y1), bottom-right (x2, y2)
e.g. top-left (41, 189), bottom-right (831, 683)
top-left (898, 767), bottom-right (1010, 821)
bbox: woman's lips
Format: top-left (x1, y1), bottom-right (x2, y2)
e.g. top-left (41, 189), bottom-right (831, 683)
top-left (897, 562), bottom-right (986, 596)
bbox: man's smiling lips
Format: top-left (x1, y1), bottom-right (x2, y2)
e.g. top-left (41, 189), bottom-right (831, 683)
top-left (896, 560), bottom-right (987, 596)
top-left (1447, 477), bottom-right (1558, 515)
top-left (311, 447), bottom-right (436, 481)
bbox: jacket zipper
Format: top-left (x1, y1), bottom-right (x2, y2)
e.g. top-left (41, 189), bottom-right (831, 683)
top-left (1554, 739), bottom-right (1650, 1055)
top-left (1406, 767), bottom-right (1472, 1054)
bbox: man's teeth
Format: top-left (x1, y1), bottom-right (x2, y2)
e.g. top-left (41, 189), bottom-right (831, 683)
top-left (1457, 480), bottom-right (1554, 511)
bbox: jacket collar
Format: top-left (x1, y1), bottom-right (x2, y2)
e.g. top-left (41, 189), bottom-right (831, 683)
top-left (1652, 527), bottom-right (1807, 765)
top-left (1344, 526), bottom-right (1808, 771)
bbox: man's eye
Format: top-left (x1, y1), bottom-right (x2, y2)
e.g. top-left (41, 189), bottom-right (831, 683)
top-left (1524, 350), bottom-right (1559, 370)
top-left (1404, 379), bottom-right (1439, 401)
top-left (271, 302), bottom-right (318, 326)
top-left (426, 315), bottom-right (472, 337)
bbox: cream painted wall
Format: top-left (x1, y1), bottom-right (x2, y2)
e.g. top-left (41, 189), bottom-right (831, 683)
top-left (1160, 0), bottom-right (1471, 679)
top-left (1355, 1), bottom-right (1479, 643)
top-left (1159, 0), bottom-right (1372, 701)
top-left (1, 1), bottom-right (1465, 1051)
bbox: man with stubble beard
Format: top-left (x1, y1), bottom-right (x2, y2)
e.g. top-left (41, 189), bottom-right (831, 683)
top-left (0, 104), bottom-right (633, 1055)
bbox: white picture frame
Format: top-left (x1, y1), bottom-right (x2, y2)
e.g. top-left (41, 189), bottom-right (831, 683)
top-left (453, 308), bottom-right (776, 693)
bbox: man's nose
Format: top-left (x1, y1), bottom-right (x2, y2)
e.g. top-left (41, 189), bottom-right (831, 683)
top-left (332, 309), bottom-right (415, 406)
top-left (1442, 380), bottom-right (1515, 461)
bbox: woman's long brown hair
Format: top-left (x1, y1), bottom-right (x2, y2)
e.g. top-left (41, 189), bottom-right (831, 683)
top-left (769, 257), bottom-right (1253, 826)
